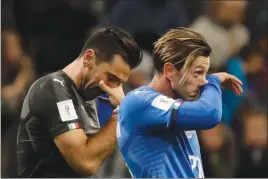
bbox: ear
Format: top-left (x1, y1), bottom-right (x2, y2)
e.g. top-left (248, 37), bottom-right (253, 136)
top-left (163, 62), bottom-right (174, 81)
top-left (83, 49), bottom-right (95, 68)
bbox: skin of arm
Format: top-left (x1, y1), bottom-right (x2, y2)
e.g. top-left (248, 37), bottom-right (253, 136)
top-left (54, 114), bottom-right (118, 176)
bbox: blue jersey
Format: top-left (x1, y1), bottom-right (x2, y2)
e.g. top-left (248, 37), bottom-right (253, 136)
top-left (117, 75), bottom-right (222, 178)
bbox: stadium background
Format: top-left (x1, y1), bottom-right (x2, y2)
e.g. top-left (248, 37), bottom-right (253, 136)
top-left (1, 0), bottom-right (267, 178)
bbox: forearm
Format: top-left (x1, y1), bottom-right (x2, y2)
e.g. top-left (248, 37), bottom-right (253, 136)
top-left (85, 115), bottom-right (117, 168)
top-left (174, 75), bottom-right (222, 130)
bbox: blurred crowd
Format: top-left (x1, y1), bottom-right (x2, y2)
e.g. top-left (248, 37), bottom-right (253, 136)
top-left (1, 0), bottom-right (267, 178)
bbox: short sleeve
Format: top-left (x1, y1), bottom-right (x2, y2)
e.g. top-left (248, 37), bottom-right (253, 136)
top-left (30, 78), bottom-right (83, 138)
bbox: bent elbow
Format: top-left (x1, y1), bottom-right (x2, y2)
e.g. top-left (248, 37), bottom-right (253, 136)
top-left (84, 161), bottom-right (100, 176)
top-left (205, 107), bottom-right (222, 129)
top-left (87, 164), bottom-right (99, 176)
top-left (72, 160), bottom-right (100, 177)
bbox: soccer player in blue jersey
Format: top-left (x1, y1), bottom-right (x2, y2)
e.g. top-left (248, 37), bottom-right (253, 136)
top-left (116, 28), bottom-right (243, 178)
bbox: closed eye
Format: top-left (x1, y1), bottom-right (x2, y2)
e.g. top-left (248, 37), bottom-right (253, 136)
top-left (107, 73), bottom-right (123, 85)
top-left (192, 68), bottom-right (207, 78)
top-left (195, 70), bottom-right (204, 75)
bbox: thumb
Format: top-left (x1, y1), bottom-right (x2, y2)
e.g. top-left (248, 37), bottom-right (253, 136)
top-left (99, 81), bottom-right (113, 96)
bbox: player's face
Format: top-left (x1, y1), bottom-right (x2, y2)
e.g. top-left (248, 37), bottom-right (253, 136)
top-left (171, 56), bottom-right (210, 101)
top-left (90, 54), bottom-right (131, 88)
top-left (80, 51), bottom-right (131, 100)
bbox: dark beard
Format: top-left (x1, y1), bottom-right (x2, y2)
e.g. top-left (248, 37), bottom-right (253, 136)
top-left (78, 85), bottom-right (105, 100)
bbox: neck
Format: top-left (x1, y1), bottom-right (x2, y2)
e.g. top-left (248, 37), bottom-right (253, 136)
top-left (62, 58), bottom-right (84, 88)
top-left (148, 73), bottom-right (177, 99)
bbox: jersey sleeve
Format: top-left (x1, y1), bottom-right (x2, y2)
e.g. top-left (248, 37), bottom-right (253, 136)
top-left (30, 77), bottom-right (83, 138)
top-left (172, 75), bottom-right (222, 130)
top-left (119, 75), bottom-right (222, 132)
top-left (119, 88), bottom-right (176, 132)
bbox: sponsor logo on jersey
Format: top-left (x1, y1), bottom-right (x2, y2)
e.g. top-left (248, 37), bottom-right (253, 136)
top-left (53, 78), bottom-right (65, 87)
top-left (151, 95), bottom-right (175, 111)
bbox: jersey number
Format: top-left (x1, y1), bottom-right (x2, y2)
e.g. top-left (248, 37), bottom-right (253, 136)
top-left (189, 155), bottom-right (204, 178)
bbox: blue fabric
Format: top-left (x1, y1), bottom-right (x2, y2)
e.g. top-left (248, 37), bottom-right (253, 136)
top-left (96, 93), bottom-right (113, 127)
top-left (221, 57), bottom-right (247, 125)
top-left (175, 75), bottom-right (222, 129)
top-left (117, 75), bottom-right (222, 178)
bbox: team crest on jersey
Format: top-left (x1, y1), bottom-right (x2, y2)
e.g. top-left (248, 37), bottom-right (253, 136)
top-left (57, 100), bottom-right (78, 122)
top-left (151, 95), bottom-right (175, 111)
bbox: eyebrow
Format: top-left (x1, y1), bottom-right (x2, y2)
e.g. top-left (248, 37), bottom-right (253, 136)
top-left (108, 72), bottom-right (125, 83)
top-left (193, 66), bottom-right (209, 73)
top-left (194, 66), bottom-right (205, 69)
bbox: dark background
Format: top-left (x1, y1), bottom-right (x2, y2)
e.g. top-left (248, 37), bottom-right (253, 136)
top-left (2, 0), bottom-right (267, 178)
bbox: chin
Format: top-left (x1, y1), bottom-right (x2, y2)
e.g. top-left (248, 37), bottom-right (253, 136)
top-left (187, 94), bottom-right (200, 101)
top-left (186, 96), bottom-right (196, 101)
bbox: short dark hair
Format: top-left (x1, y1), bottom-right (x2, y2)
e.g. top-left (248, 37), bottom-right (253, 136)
top-left (80, 26), bottom-right (142, 69)
top-left (153, 27), bottom-right (212, 73)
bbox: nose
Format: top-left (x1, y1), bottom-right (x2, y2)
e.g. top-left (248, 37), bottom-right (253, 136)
top-left (200, 77), bottom-right (208, 86)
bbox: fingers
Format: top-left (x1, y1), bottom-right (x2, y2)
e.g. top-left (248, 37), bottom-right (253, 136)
top-left (234, 81), bottom-right (243, 94)
top-left (99, 81), bottom-right (113, 96)
top-left (229, 74), bottom-right (243, 95)
top-left (99, 81), bottom-right (125, 105)
top-left (225, 73), bottom-right (243, 96)
top-left (229, 74), bottom-right (243, 85)
top-left (231, 79), bottom-right (243, 95)
top-left (232, 83), bottom-right (242, 96)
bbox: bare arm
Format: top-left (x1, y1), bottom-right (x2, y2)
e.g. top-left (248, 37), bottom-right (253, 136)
top-left (53, 80), bottom-right (124, 176)
top-left (54, 114), bottom-right (117, 176)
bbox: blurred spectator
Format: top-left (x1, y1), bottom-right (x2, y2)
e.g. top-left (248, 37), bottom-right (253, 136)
top-left (234, 104), bottom-right (268, 177)
top-left (199, 124), bottom-right (237, 177)
top-left (2, 0), bottom-right (36, 177)
top-left (124, 30), bottom-right (159, 93)
top-left (244, 1), bottom-right (268, 103)
top-left (244, 1), bottom-right (267, 55)
top-left (103, 0), bottom-right (189, 35)
top-left (1, 29), bottom-right (36, 178)
top-left (1, 29), bottom-right (36, 120)
top-left (221, 45), bottom-right (265, 125)
top-left (190, 1), bottom-right (249, 71)
top-left (124, 50), bottom-right (154, 94)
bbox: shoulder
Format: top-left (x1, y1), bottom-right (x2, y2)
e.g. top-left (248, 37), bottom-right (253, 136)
top-left (28, 74), bottom-right (53, 102)
top-left (120, 86), bottom-right (176, 115)
top-left (29, 72), bottom-right (74, 116)
top-left (31, 71), bottom-right (74, 100)
top-left (122, 86), bottom-right (159, 107)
